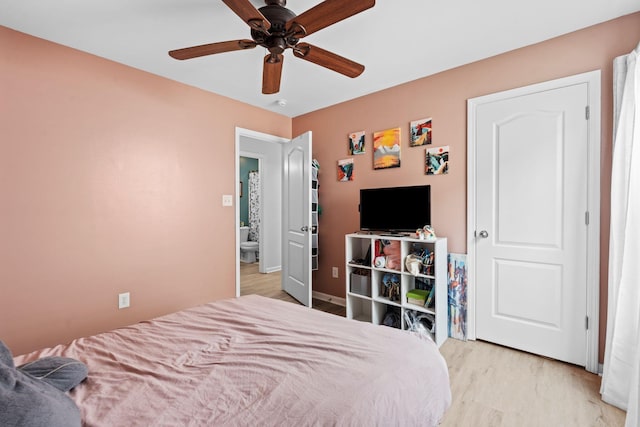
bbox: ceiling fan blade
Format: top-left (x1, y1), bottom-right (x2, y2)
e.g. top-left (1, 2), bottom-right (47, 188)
top-left (262, 54), bottom-right (284, 95)
top-left (286, 0), bottom-right (375, 38)
top-left (222, 0), bottom-right (271, 35)
top-left (169, 40), bottom-right (256, 60)
top-left (293, 43), bottom-right (364, 78)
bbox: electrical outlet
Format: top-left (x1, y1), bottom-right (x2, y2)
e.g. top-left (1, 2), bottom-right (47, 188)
top-left (118, 292), bottom-right (130, 309)
top-left (222, 195), bottom-right (233, 206)
top-left (332, 267), bottom-right (339, 278)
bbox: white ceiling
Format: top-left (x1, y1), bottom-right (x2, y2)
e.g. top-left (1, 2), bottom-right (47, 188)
top-left (3, 0), bottom-right (639, 117)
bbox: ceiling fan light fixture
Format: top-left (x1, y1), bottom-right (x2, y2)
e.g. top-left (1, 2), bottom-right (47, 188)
top-left (170, 0), bottom-right (375, 94)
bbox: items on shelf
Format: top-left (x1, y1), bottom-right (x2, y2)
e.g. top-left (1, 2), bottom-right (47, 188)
top-left (350, 268), bottom-right (371, 297)
top-left (416, 225), bottom-right (437, 241)
top-left (408, 244), bottom-right (434, 276)
top-left (405, 254), bottom-right (422, 275)
top-left (374, 239), bottom-right (401, 270)
top-left (311, 159), bottom-right (320, 271)
top-left (404, 310), bottom-right (436, 341)
top-left (350, 244), bottom-right (372, 266)
top-left (381, 273), bottom-right (401, 301)
top-left (406, 284), bottom-right (435, 309)
top-left (414, 277), bottom-right (432, 291)
top-left (382, 307), bottom-right (402, 329)
top-left (407, 289), bottom-right (429, 306)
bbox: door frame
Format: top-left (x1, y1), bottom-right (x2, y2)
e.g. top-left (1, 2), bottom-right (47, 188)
top-left (466, 70), bottom-right (601, 373)
top-left (235, 127), bottom-right (289, 297)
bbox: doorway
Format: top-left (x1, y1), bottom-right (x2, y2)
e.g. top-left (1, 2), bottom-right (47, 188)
top-left (235, 129), bottom-right (287, 299)
top-left (467, 71), bottom-right (601, 372)
top-left (238, 154), bottom-right (289, 300)
top-left (235, 128), bottom-right (314, 306)
top-left (239, 155), bottom-right (259, 263)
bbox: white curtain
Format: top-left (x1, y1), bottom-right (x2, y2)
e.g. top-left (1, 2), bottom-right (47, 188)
top-left (248, 171), bottom-right (260, 243)
top-left (601, 42), bottom-right (640, 427)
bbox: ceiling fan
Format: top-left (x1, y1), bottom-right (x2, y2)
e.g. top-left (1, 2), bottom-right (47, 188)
top-left (168, 0), bottom-right (375, 94)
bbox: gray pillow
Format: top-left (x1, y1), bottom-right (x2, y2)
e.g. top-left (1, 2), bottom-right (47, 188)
top-left (0, 340), bottom-right (82, 427)
top-left (0, 340), bottom-right (12, 368)
top-left (18, 357), bottom-right (88, 392)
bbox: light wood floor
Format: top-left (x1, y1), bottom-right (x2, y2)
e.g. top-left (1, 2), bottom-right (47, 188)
top-left (240, 262), bottom-right (626, 426)
top-left (438, 339), bottom-right (625, 426)
top-left (240, 261), bottom-right (345, 316)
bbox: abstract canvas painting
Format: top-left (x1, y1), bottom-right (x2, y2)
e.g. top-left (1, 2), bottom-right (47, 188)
top-left (348, 131), bottom-right (365, 155)
top-left (337, 158), bottom-right (354, 181)
top-left (373, 127), bottom-right (401, 170)
top-left (448, 253), bottom-right (467, 341)
top-left (410, 118), bottom-right (432, 147)
top-left (425, 145), bottom-right (449, 175)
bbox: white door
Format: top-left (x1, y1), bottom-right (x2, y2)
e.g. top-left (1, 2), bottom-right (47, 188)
top-left (282, 131), bottom-right (313, 306)
top-left (473, 82), bottom-right (590, 366)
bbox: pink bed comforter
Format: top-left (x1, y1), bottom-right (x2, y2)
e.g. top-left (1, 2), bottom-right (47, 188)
top-left (15, 295), bottom-right (451, 426)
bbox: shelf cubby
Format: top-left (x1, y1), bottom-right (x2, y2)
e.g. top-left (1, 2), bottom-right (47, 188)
top-left (347, 294), bottom-right (372, 323)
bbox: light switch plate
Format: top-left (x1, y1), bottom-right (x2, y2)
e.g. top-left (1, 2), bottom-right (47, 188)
top-left (118, 292), bottom-right (130, 309)
top-left (222, 195), bottom-right (233, 206)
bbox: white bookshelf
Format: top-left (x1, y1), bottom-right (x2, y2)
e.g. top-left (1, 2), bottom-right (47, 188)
top-left (345, 233), bottom-right (448, 347)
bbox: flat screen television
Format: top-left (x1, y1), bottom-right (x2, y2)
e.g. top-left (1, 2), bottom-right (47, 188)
top-left (359, 185), bottom-right (431, 233)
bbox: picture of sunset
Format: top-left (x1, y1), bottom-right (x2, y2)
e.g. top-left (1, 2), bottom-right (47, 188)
top-left (373, 127), bottom-right (401, 170)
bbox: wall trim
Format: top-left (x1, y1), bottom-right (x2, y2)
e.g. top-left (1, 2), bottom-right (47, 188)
top-left (312, 291), bottom-right (346, 307)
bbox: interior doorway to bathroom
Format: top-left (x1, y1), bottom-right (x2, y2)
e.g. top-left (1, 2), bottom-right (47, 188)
top-left (235, 128), bottom-right (315, 306)
top-left (239, 155), bottom-right (260, 264)
top-left (239, 155), bottom-right (288, 299)
top-left (236, 130), bottom-right (287, 300)
top-left (238, 153), bottom-right (282, 299)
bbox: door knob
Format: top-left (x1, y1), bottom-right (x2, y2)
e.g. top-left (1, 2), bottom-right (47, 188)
top-left (478, 230), bottom-right (489, 238)
top-left (300, 226), bottom-right (309, 232)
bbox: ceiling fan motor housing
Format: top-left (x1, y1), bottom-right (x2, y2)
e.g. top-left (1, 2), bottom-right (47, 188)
top-left (251, 2), bottom-right (298, 54)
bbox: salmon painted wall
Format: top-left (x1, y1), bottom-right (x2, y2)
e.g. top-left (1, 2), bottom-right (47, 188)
top-left (296, 13), bottom-right (640, 361)
top-left (0, 26), bottom-right (291, 355)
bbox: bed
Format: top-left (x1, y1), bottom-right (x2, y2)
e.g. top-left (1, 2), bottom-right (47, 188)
top-left (12, 294), bottom-right (451, 426)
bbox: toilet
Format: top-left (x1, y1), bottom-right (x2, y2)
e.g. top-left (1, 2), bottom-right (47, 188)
top-left (239, 226), bottom-right (259, 263)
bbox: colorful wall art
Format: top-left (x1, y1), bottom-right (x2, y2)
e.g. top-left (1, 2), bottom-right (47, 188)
top-left (337, 158), bottom-right (354, 181)
top-left (348, 131), bottom-right (365, 154)
top-left (373, 127), bottom-right (401, 170)
top-left (448, 253), bottom-right (467, 341)
top-left (410, 118), bottom-right (432, 147)
top-left (425, 145), bottom-right (449, 175)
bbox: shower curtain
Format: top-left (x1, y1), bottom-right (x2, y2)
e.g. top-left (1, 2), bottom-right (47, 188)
top-left (248, 171), bottom-right (260, 243)
top-left (601, 42), bottom-right (640, 427)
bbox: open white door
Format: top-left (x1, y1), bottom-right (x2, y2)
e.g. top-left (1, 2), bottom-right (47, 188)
top-left (282, 131), bottom-right (313, 307)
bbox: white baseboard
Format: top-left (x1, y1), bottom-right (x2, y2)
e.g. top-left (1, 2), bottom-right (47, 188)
top-left (312, 291), bottom-right (346, 307)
